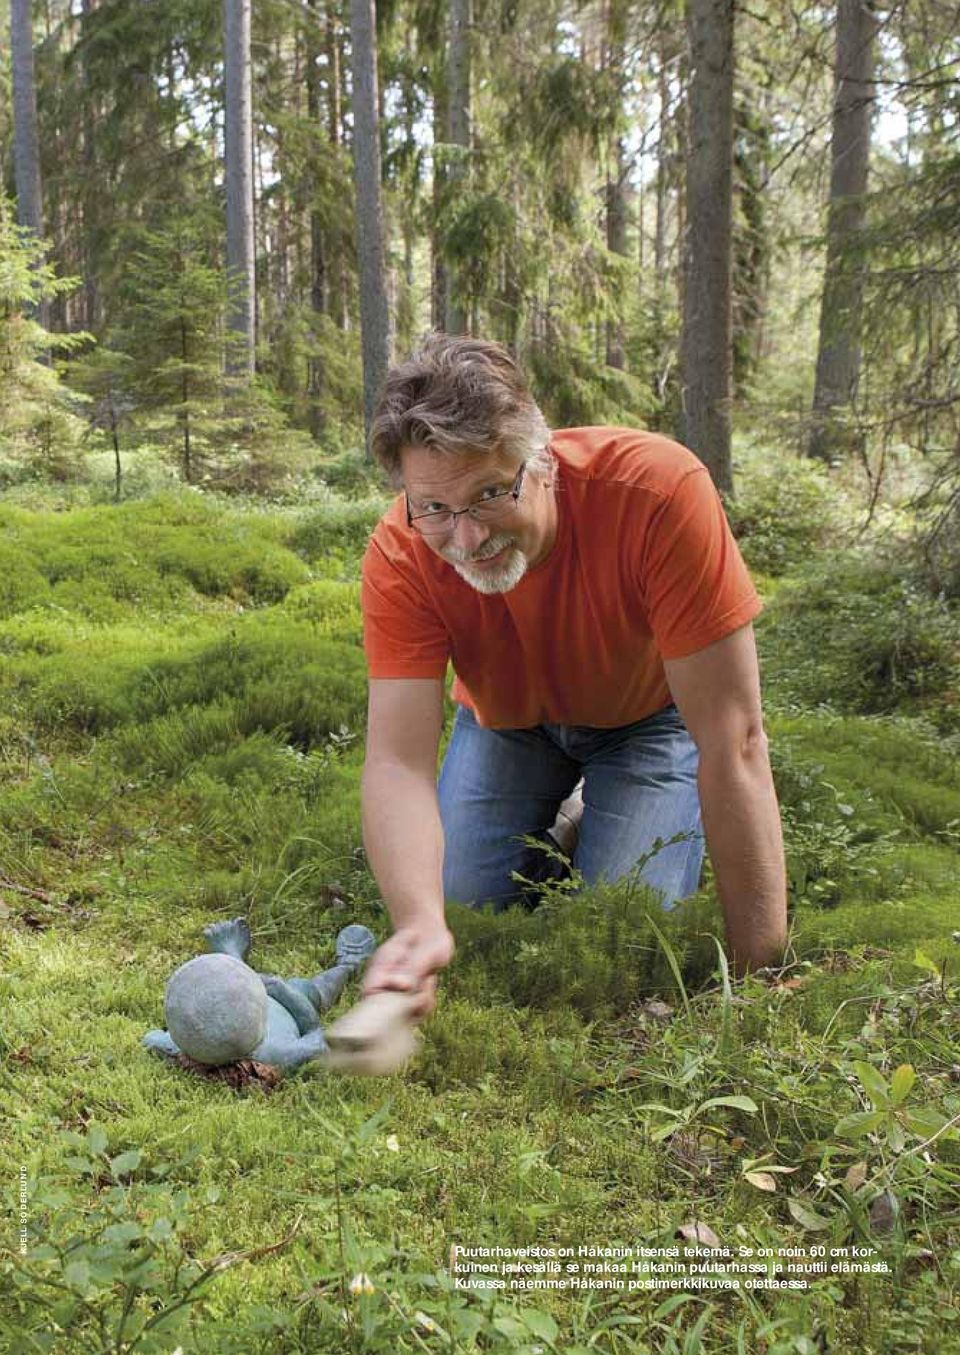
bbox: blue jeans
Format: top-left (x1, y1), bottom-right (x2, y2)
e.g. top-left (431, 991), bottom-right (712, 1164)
top-left (438, 702), bottom-right (704, 912)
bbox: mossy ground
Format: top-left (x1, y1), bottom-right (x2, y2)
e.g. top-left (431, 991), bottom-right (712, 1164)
top-left (2, 488), bottom-right (958, 1355)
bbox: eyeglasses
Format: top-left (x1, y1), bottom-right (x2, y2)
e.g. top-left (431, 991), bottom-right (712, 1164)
top-left (406, 462), bottom-right (527, 536)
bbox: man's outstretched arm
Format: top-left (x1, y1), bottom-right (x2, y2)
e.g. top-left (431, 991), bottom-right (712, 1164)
top-left (360, 677), bottom-right (455, 1015)
top-left (664, 623), bottom-right (787, 973)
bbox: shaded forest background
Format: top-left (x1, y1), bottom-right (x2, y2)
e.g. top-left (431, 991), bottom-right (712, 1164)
top-left (0, 0), bottom-right (957, 541)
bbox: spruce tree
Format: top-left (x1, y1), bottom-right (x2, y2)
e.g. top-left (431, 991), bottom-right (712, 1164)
top-left (0, 198), bottom-right (88, 483)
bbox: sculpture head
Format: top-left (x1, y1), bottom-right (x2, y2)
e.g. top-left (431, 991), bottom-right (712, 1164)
top-left (165, 953), bottom-right (267, 1065)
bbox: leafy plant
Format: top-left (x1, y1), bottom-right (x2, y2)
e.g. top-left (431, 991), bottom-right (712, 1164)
top-left (5, 1127), bottom-right (230, 1354)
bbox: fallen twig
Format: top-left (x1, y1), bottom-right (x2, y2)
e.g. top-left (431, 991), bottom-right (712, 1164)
top-left (0, 876), bottom-right (55, 905)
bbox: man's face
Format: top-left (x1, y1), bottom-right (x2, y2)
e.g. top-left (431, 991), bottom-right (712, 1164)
top-left (400, 444), bottom-right (554, 596)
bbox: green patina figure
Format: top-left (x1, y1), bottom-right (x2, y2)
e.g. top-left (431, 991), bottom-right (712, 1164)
top-left (143, 917), bottom-right (375, 1070)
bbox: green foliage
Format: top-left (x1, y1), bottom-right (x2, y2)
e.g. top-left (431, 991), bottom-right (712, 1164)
top-left (727, 454), bottom-right (841, 576)
top-left (769, 740), bottom-right (898, 908)
top-left (527, 332), bottom-right (653, 430)
top-left (442, 192), bottom-right (517, 312)
top-left (7, 1128), bottom-right (228, 1354)
top-left (113, 214), bottom-right (226, 476)
top-left (0, 199), bottom-right (91, 483)
top-left (759, 553), bottom-right (960, 728)
top-left (310, 440), bottom-right (386, 498)
top-left (522, 58), bottom-right (621, 162)
top-left (288, 495), bottom-right (387, 576)
top-left (0, 495), bottom-right (311, 620)
top-left (442, 878), bottom-right (721, 1021)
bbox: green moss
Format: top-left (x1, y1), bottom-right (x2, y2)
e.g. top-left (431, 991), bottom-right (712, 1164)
top-left (3, 490), bottom-right (959, 1354)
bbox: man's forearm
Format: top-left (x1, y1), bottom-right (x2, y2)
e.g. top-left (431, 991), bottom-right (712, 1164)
top-left (360, 760), bottom-right (447, 932)
top-left (697, 739), bottom-right (787, 973)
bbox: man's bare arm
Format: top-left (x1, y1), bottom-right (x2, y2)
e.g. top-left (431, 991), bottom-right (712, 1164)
top-left (360, 678), bottom-right (454, 1014)
top-left (663, 623), bottom-right (787, 973)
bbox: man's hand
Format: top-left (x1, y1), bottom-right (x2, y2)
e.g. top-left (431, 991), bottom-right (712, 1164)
top-left (362, 925), bottom-right (455, 1018)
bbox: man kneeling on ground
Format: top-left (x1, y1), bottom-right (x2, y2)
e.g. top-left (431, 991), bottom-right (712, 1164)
top-left (358, 333), bottom-right (787, 1017)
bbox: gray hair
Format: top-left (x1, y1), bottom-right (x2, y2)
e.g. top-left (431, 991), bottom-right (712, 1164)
top-left (370, 333), bottom-right (553, 488)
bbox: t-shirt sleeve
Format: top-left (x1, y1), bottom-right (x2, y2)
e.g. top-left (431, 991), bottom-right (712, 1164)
top-left (361, 536), bottom-right (451, 678)
top-left (639, 467), bottom-right (762, 660)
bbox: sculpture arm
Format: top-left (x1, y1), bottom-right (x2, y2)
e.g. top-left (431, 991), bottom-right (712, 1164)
top-left (143, 1030), bottom-right (181, 1059)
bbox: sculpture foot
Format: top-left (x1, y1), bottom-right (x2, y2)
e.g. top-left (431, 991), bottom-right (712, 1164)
top-left (334, 924), bottom-right (376, 971)
top-left (204, 917), bottom-right (252, 961)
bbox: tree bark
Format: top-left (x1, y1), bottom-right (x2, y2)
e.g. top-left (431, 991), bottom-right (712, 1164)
top-left (81, 0), bottom-right (100, 331)
top-left (11, 0), bottom-right (43, 240)
top-left (679, 0), bottom-right (734, 494)
top-left (224, 0), bottom-right (256, 377)
top-left (305, 0), bottom-right (326, 439)
top-left (349, 0), bottom-right (392, 444)
top-left (808, 0), bottom-right (877, 463)
top-left (431, 74), bottom-right (448, 332)
top-left (606, 135), bottom-right (628, 370)
top-left (732, 94), bottom-right (772, 397)
top-left (443, 0), bottom-right (471, 334)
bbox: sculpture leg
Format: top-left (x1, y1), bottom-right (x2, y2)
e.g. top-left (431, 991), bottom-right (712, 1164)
top-left (306, 925), bottom-right (377, 1011)
top-left (259, 976), bottom-right (321, 1034)
top-left (204, 918), bottom-right (252, 961)
top-left (308, 964), bottom-right (353, 1012)
top-left (277, 1027), bottom-right (329, 1068)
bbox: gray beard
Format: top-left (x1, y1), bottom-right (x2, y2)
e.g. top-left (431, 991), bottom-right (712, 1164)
top-left (441, 535), bottom-right (529, 595)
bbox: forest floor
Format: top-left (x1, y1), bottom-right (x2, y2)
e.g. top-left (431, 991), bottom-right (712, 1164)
top-left (2, 479), bottom-right (958, 1355)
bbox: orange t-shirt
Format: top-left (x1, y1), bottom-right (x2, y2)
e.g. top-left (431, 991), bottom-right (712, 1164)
top-left (361, 427), bottom-right (762, 729)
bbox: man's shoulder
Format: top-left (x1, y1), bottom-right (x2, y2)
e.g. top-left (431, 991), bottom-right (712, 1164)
top-left (551, 426), bottom-right (706, 499)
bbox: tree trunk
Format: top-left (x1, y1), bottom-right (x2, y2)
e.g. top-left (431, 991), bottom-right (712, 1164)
top-left (349, 0), bottom-right (392, 444)
top-left (654, 53), bottom-right (669, 284)
top-left (443, 0), bottom-right (471, 334)
top-left (81, 0), bottom-right (100, 331)
top-left (679, 0), bottom-right (734, 494)
top-left (431, 75), bottom-right (448, 331)
top-left (650, 37), bottom-right (679, 424)
top-left (606, 135), bottom-right (628, 369)
top-left (180, 315), bottom-right (193, 482)
top-left (224, 0), bottom-right (256, 377)
top-left (808, 0), bottom-right (877, 463)
top-left (111, 404), bottom-right (122, 502)
top-left (326, 7), bottom-right (349, 330)
top-left (732, 94), bottom-right (772, 398)
top-left (305, 0), bottom-right (326, 439)
top-left (11, 0), bottom-right (42, 239)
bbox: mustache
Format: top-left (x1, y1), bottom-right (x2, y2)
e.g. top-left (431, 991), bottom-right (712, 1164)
top-left (441, 534), bottom-right (515, 565)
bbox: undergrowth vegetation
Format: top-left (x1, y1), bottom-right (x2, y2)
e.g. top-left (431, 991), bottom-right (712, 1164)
top-left (2, 455), bottom-right (958, 1354)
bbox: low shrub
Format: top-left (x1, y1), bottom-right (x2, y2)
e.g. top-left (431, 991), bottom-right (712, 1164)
top-left (726, 454), bottom-right (840, 576)
top-left (287, 496), bottom-right (387, 571)
top-left (769, 740), bottom-right (898, 908)
top-left (279, 579), bottom-right (362, 642)
top-left (0, 541), bottom-right (51, 616)
top-left (0, 496), bottom-right (312, 617)
top-left (443, 878), bottom-right (721, 1019)
top-left (759, 552), bottom-right (960, 727)
top-left (7, 617), bottom-right (367, 742)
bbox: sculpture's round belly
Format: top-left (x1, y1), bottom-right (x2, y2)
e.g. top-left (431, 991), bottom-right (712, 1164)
top-left (165, 954), bottom-right (267, 1064)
